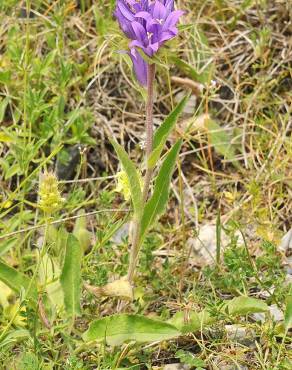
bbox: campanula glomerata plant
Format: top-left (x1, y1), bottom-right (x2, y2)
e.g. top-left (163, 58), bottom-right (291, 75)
top-left (112, 0), bottom-right (185, 284)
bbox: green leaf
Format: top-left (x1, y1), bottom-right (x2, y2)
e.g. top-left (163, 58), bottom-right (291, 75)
top-left (284, 295), bottom-right (292, 330)
top-left (0, 130), bottom-right (13, 143)
top-left (226, 296), bottom-right (268, 316)
top-left (171, 55), bottom-right (214, 85)
top-left (0, 97), bottom-right (10, 122)
top-left (0, 261), bottom-right (37, 301)
top-left (0, 281), bottom-right (12, 308)
top-left (0, 329), bottom-right (30, 350)
top-left (176, 350), bottom-right (206, 368)
top-left (170, 56), bottom-right (200, 81)
top-left (60, 234), bottom-right (82, 317)
top-left (140, 140), bottom-right (182, 239)
top-left (73, 210), bottom-right (92, 253)
top-left (148, 95), bottom-right (190, 168)
top-left (17, 352), bottom-right (40, 370)
top-left (0, 71), bottom-right (11, 84)
top-left (39, 254), bottom-right (64, 311)
top-left (206, 119), bottom-right (237, 163)
top-left (110, 139), bottom-right (143, 217)
top-left (169, 297), bottom-right (268, 334)
top-left (83, 314), bottom-right (180, 345)
top-left (0, 237), bottom-right (19, 257)
top-left (168, 309), bottom-right (215, 334)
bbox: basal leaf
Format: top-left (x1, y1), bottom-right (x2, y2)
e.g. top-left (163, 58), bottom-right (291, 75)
top-left (60, 234), bottom-right (82, 317)
top-left (0, 261), bottom-right (37, 301)
top-left (168, 309), bottom-right (215, 334)
top-left (226, 296), bottom-right (268, 316)
top-left (169, 296), bottom-right (269, 334)
top-left (148, 95), bottom-right (190, 168)
top-left (110, 139), bottom-right (143, 217)
top-left (140, 140), bottom-right (182, 239)
top-left (83, 314), bottom-right (180, 345)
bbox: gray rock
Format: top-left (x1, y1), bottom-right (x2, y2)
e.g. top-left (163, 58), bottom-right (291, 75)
top-left (111, 222), bottom-right (130, 244)
top-left (225, 324), bottom-right (256, 347)
top-left (188, 223), bottom-right (243, 265)
top-left (252, 304), bottom-right (283, 323)
top-left (163, 365), bottom-right (191, 370)
top-left (279, 229), bottom-right (292, 252)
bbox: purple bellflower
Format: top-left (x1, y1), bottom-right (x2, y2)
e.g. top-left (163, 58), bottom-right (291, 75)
top-left (114, 0), bottom-right (184, 85)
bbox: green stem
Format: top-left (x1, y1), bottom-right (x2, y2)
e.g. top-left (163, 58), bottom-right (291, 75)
top-left (127, 64), bottom-right (156, 283)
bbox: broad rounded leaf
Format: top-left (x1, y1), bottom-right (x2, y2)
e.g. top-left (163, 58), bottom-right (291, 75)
top-left (168, 309), bottom-right (215, 334)
top-left (226, 296), bottom-right (268, 316)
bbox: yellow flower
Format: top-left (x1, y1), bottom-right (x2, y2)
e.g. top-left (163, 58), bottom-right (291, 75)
top-left (38, 172), bottom-right (64, 214)
top-left (115, 170), bottom-right (143, 201)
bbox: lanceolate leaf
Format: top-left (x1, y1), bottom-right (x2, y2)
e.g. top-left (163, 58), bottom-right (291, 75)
top-left (83, 314), bottom-right (180, 345)
top-left (148, 95), bottom-right (189, 168)
top-left (0, 261), bottom-right (37, 301)
top-left (140, 140), bottom-right (182, 239)
top-left (60, 234), bottom-right (82, 317)
top-left (110, 139), bottom-right (143, 217)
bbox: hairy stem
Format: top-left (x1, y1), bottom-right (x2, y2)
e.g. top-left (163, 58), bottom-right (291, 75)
top-left (142, 63), bottom-right (156, 202)
top-left (127, 63), bottom-right (156, 283)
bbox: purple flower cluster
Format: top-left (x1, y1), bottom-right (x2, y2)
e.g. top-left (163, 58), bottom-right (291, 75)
top-left (114, 1), bottom-right (184, 85)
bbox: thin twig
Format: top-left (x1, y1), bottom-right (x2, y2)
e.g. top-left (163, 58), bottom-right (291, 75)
top-left (0, 209), bottom-right (129, 240)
